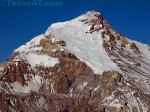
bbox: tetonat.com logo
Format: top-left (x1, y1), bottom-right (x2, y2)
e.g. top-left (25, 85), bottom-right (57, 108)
top-left (0, 0), bottom-right (63, 7)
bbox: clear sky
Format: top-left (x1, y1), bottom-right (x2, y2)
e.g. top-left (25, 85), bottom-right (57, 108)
top-left (0, 0), bottom-right (150, 63)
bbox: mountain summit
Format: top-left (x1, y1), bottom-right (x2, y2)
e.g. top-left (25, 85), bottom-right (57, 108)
top-left (0, 11), bottom-right (150, 112)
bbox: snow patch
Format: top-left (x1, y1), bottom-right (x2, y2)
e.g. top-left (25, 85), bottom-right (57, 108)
top-left (108, 99), bottom-right (123, 109)
top-left (11, 76), bottom-right (42, 93)
top-left (78, 82), bottom-right (88, 90)
top-left (93, 86), bottom-right (100, 92)
top-left (102, 93), bottom-right (122, 109)
top-left (19, 53), bottom-right (59, 68)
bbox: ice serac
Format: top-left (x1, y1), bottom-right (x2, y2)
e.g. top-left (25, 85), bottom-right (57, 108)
top-left (0, 11), bottom-right (150, 112)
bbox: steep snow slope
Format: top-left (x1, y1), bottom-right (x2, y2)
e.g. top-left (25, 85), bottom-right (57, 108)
top-left (46, 11), bottom-right (121, 74)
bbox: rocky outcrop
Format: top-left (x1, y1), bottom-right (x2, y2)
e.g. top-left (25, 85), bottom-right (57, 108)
top-left (102, 71), bottom-right (123, 87)
top-left (54, 74), bottom-right (70, 94)
top-left (130, 43), bottom-right (141, 54)
top-left (0, 56), bottom-right (150, 112)
top-left (0, 61), bottom-right (33, 86)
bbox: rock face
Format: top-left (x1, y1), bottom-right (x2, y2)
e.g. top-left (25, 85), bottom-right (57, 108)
top-left (0, 11), bottom-right (150, 112)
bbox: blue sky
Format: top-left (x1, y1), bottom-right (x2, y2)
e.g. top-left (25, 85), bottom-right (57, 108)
top-left (0, 0), bottom-right (150, 63)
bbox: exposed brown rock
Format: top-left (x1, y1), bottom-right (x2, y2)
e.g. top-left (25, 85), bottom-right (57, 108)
top-left (130, 43), bottom-right (137, 49)
top-left (130, 43), bottom-right (141, 54)
top-left (1, 61), bottom-right (32, 86)
top-left (102, 71), bottom-right (122, 84)
top-left (121, 37), bottom-right (128, 45)
top-left (54, 75), bottom-right (70, 94)
top-left (40, 38), bottom-right (52, 46)
top-left (71, 101), bottom-right (95, 112)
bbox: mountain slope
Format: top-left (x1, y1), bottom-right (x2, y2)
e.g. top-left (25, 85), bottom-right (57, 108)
top-left (0, 11), bottom-right (150, 112)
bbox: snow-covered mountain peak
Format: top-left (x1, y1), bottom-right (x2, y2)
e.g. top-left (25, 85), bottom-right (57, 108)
top-left (45, 11), bottom-right (99, 35)
top-left (43, 11), bottom-right (120, 74)
top-left (6, 11), bottom-right (150, 93)
top-left (13, 11), bottom-right (150, 76)
top-left (1, 11), bottom-right (150, 112)
top-left (45, 10), bottom-right (102, 35)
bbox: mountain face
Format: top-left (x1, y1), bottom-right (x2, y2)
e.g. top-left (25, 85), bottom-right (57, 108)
top-left (0, 11), bottom-right (150, 112)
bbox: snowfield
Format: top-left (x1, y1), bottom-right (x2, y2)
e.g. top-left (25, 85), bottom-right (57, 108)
top-left (20, 53), bottom-right (59, 68)
top-left (46, 11), bottom-right (121, 74)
